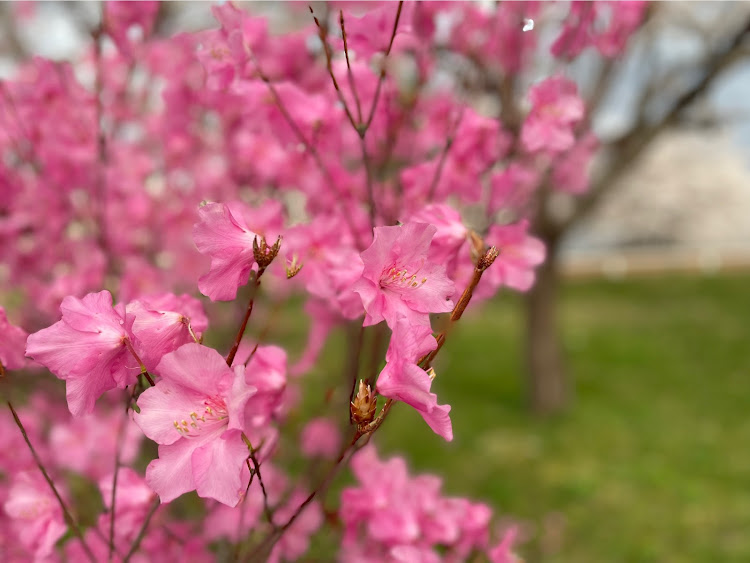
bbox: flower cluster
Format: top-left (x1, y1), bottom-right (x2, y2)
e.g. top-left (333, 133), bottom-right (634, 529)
top-left (0, 1), bottom-right (647, 560)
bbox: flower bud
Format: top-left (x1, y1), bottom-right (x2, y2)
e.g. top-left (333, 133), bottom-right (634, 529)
top-left (350, 380), bottom-right (377, 427)
top-left (478, 245), bottom-right (499, 271)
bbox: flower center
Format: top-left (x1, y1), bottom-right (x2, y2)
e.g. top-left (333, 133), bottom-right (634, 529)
top-left (379, 265), bottom-right (427, 292)
top-left (173, 396), bottom-right (228, 438)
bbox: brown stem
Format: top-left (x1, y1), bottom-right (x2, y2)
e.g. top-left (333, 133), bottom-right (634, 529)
top-left (247, 51), bottom-right (365, 249)
top-left (122, 498), bottom-right (160, 563)
top-left (310, 7), bottom-right (359, 132)
top-left (108, 411), bottom-right (129, 562)
top-left (226, 268), bottom-right (265, 367)
top-left (249, 451), bottom-right (274, 525)
top-left (340, 9), bottom-right (363, 123)
top-left (246, 431), bottom-right (362, 562)
top-left (7, 401), bottom-right (97, 563)
top-left (363, 1), bottom-right (404, 131)
top-left (427, 107), bottom-right (465, 201)
top-left (359, 134), bottom-right (377, 226)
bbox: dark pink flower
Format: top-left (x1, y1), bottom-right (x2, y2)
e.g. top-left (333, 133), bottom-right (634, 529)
top-left (521, 76), bottom-right (585, 154)
top-left (479, 221), bottom-right (546, 295)
top-left (377, 319), bottom-right (452, 441)
top-left (193, 200), bottom-right (283, 301)
top-left (352, 223), bottom-right (454, 328)
top-left (25, 291), bottom-right (140, 416)
top-left (127, 293), bottom-right (208, 372)
top-left (134, 343), bottom-right (256, 506)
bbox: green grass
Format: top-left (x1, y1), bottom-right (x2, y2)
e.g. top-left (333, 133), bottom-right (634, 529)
top-left (357, 272), bottom-right (750, 563)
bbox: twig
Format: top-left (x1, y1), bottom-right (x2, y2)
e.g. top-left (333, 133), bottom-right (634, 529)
top-left (340, 9), bottom-right (363, 123)
top-left (249, 451), bottom-right (274, 525)
top-left (108, 410), bottom-right (129, 562)
top-left (247, 51), bottom-right (365, 249)
top-left (7, 401), bottom-right (97, 563)
top-left (245, 431), bottom-right (362, 562)
top-left (363, 1), bottom-right (404, 131)
top-left (427, 107), bottom-right (465, 201)
top-left (309, 6), bottom-right (359, 131)
top-left (226, 268), bottom-right (265, 366)
top-left (122, 498), bottom-right (160, 562)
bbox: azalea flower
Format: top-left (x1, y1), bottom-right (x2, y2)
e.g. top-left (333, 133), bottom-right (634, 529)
top-left (134, 343), bottom-right (256, 506)
top-left (377, 319), bottom-right (452, 441)
top-left (352, 222), bottom-right (454, 328)
top-left (25, 291), bottom-right (140, 416)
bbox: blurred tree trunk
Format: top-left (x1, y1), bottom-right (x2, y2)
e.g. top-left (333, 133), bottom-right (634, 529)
top-left (520, 15), bottom-right (750, 414)
top-left (524, 220), bottom-right (568, 413)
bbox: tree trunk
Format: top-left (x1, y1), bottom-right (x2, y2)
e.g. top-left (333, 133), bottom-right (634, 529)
top-left (524, 239), bottom-right (569, 414)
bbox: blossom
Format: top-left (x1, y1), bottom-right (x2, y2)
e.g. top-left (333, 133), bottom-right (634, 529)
top-left (134, 343), bottom-right (256, 506)
top-left (300, 417), bottom-right (341, 459)
top-left (25, 291), bottom-right (140, 416)
top-left (479, 220), bottom-right (546, 296)
top-left (126, 293), bottom-right (208, 372)
top-left (3, 471), bottom-right (67, 561)
top-left (352, 222), bottom-right (454, 328)
top-left (0, 307), bottom-right (28, 373)
top-left (521, 76), bottom-right (584, 154)
top-left (193, 200), bottom-right (283, 301)
top-left (377, 319), bottom-right (452, 441)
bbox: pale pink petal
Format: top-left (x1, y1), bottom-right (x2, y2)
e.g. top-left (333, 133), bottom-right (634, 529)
top-left (192, 428), bottom-right (248, 507)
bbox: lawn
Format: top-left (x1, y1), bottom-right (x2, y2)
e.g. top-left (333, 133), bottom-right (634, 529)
top-left (357, 272), bottom-right (750, 562)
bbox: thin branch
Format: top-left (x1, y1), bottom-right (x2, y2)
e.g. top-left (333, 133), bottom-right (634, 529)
top-left (559, 16), bottom-right (750, 234)
top-left (122, 498), bottom-right (160, 563)
top-left (249, 451), bottom-right (274, 525)
top-left (309, 6), bottom-right (359, 132)
top-left (358, 135), bottom-right (377, 226)
top-left (247, 51), bottom-right (365, 248)
top-left (108, 411), bottom-right (129, 562)
top-left (427, 107), bottom-right (465, 201)
top-left (363, 1), bottom-right (404, 131)
top-left (93, 21), bottom-right (111, 274)
top-left (340, 9), bottom-right (363, 123)
top-left (226, 268), bottom-right (265, 367)
top-left (7, 401), bottom-right (97, 563)
top-left (245, 431), bottom-right (362, 562)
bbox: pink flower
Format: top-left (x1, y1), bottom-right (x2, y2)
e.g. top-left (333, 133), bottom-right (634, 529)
top-left (488, 527), bottom-right (519, 563)
top-left (49, 404), bottom-right (142, 480)
top-left (479, 220), bottom-right (546, 296)
top-left (300, 417), bottom-right (341, 459)
top-left (0, 307), bottom-right (28, 372)
top-left (409, 204), bottom-right (468, 266)
top-left (193, 200), bottom-right (283, 301)
top-left (126, 293), bottom-right (208, 372)
top-left (377, 319), bottom-right (452, 441)
top-left (134, 343), bottom-right (256, 506)
top-left (105, 1), bottom-right (159, 57)
top-left (269, 490), bottom-right (323, 563)
top-left (552, 131), bottom-right (598, 195)
top-left (352, 223), bottom-right (454, 328)
top-left (3, 471), bottom-right (67, 561)
top-left (25, 291), bottom-right (140, 416)
top-left (521, 76), bottom-right (585, 154)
